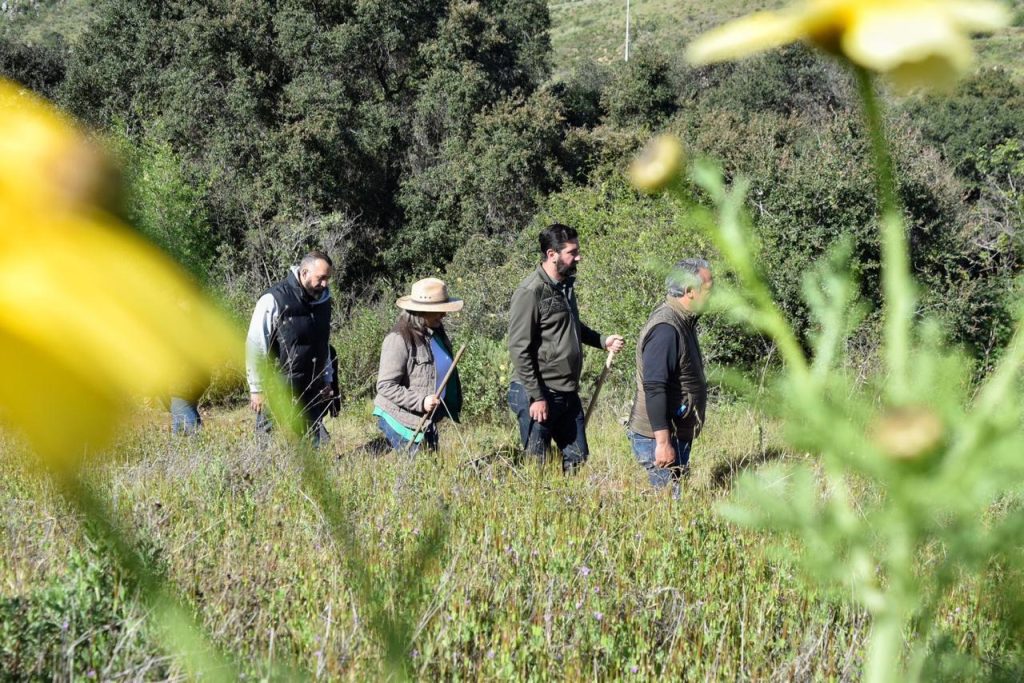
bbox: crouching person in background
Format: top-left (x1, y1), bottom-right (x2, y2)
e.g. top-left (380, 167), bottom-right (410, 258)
top-left (627, 259), bottom-right (713, 497)
top-left (373, 278), bottom-right (463, 454)
top-left (169, 394), bottom-right (202, 435)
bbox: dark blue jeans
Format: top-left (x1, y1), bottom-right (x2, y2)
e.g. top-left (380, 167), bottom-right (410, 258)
top-left (170, 397), bottom-right (201, 435)
top-left (377, 417), bottom-right (438, 456)
top-left (507, 382), bottom-right (589, 473)
top-left (628, 430), bottom-right (692, 497)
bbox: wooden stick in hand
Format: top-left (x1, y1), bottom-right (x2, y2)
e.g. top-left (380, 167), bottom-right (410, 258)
top-left (406, 344), bottom-right (467, 451)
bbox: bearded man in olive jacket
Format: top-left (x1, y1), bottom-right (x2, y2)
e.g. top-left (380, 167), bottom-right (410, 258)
top-left (246, 251), bottom-right (335, 445)
top-left (507, 224), bottom-right (625, 472)
top-left (627, 258), bottom-right (713, 496)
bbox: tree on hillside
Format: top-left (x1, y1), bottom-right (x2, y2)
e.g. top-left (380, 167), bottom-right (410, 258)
top-left (58, 0), bottom-right (552, 302)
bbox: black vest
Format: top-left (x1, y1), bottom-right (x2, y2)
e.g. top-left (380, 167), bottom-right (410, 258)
top-left (265, 271), bottom-right (332, 404)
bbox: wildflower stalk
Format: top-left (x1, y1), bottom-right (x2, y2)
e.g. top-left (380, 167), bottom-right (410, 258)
top-left (57, 472), bottom-right (240, 681)
top-left (854, 67), bottom-right (914, 402)
top-left (685, 167), bottom-right (811, 384)
top-left (260, 362), bottom-right (446, 681)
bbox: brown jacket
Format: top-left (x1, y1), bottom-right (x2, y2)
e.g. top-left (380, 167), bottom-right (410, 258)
top-left (374, 326), bottom-right (461, 430)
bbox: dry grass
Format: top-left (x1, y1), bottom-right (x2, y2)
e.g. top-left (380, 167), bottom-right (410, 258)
top-left (2, 394), bottom-right (1015, 679)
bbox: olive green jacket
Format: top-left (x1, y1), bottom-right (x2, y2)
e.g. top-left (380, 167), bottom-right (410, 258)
top-left (507, 266), bottom-right (606, 401)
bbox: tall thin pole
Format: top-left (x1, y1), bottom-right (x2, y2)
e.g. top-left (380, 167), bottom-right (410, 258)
top-left (625, 0), bottom-right (631, 61)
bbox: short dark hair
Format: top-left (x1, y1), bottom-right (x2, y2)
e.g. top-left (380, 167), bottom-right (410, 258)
top-left (538, 224), bottom-right (578, 256)
top-left (300, 250), bottom-right (333, 269)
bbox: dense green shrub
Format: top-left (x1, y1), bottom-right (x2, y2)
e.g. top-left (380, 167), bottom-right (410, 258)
top-left (903, 68), bottom-right (1024, 187)
top-left (396, 90), bottom-right (568, 273)
top-left (600, 44), bottom-right (680, 129)
top-left (332, 303), bottom-right (395, 404)
top-left (670, 94), bottom-right (1010, 357)
top-left (451, 333), bottom-right (510, 420)
top-left (0, 34), bottom-right (67, 98)
top-left (549, 59), bottom-right (609, 130)
top-left (682, 45), bottom-right (851, 121)
top-left (55, 0), bottom-right (553, 301)
top-left (111, 127), bottom-right (216, 283)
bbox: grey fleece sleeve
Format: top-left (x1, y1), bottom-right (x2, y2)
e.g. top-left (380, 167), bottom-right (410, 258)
top-left (375, 333), bottom-right (426, 412)
top-left (507, 286), bottom-right (543, 401)
top-left (246, 293), bottom-right (279, 393)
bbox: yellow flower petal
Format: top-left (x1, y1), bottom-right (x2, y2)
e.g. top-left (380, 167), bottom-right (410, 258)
top-left (884, 53), bottom-right (968, 93)
top-left (841, 4), bottom-right (973, 77)
top-left (686, 0), bottom-right (1010, 91)
top-left (629, 135), bottom-right (685, 194)
top-left (940, 0), bottom-right (1012, 32)
top-left (0, 327), bottom-right (122, 470)
top-left (0, 82), bottom-right (116, 216)
top-left (685, 11), bottom-right (810, 65)
top-left (1, 79), bottom-right (242, 470)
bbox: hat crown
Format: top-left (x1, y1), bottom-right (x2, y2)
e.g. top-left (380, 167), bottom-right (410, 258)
top-left (410, 277), bottom-right (449, 303)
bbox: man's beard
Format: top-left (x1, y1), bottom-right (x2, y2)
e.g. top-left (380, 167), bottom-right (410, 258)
top-left (301, 281), bottom-right (325, 298)
top-left (556, 261), bottom-right (577, 278)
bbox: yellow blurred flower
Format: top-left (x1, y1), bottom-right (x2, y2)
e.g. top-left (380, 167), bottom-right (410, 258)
top-left (629, 134), bottom-right (685, 194)
top-left (870, 405), bottom-right (945, 460)
top-left (1, 79), bottom-right (241, 471)
top-left (686, 0), bottom-right (1010, 91)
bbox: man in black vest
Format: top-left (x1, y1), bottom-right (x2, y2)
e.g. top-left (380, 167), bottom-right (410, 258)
top-left (627, 258), bottom-right (713, 496)
top-left (246, 251), bottom-right (334, 445)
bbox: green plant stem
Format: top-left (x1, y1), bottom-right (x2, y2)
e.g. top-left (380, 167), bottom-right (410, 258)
top-left (855, 67), bottom-right (913, 401)
top-left (948, 315), bottom-right (1024, 463)
top-left (973, 315), bottom-right (1024, 416)
top-left (58, 472), bottom-right (239, 681)
top-left (295, 442), bottom-right (411, 682)
top-left (682, 184), bottom-right (810, 383)
top-left (864, 612), bottom-right (902, 683)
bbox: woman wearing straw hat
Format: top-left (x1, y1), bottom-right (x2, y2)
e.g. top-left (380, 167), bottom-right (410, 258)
top-left (373, 278), bottom-right (464, 453)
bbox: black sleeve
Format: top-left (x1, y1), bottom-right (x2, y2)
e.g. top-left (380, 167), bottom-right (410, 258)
top-left (641, 324), bottom-right (679, 432)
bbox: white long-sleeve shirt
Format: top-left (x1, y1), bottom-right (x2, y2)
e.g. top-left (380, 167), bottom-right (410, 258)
top-left (245, 267), bottom-right (333, 393)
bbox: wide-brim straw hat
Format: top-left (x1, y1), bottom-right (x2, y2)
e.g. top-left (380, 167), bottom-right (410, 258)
top-left (396, 277), bottom-right (464, 313)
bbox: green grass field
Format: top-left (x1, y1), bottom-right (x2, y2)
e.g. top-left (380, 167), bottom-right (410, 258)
top-left (549, 0), bottom-right (786, 73)
top-left (0, 0), bottom-right (96, 45)
top-left (1, 396), bottom-right (1015, 678)
top-left (549, 0), bottom-right (1024, 79)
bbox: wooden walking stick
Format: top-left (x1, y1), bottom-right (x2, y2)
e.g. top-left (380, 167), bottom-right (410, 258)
top-left (584, 349), bottom-right (617, 429)
top-left (406, 344), bottom-right (467, 451)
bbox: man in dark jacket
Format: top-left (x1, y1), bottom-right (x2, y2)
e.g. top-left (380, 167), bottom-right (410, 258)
top-left (628, 258), bottom-right (713, 496)
top-left (507, 224), bottom-right (625, 472)
top-left (246, 251), bottom-right (334, 445)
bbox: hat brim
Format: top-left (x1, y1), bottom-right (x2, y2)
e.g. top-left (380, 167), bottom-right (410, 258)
top-left (395, 296), bottom-right (464, 313)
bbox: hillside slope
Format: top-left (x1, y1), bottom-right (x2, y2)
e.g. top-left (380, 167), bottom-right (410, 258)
top-left (0, 0), bottom-right (95, 44)
top-left (549, 0), bottom-right (1024, 78)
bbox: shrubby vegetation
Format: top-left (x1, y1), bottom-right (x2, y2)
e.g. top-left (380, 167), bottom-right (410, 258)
top-left (46, 0), bottom-right (555, 305)
top-left (5, 0), bottom-right (1021, 399)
